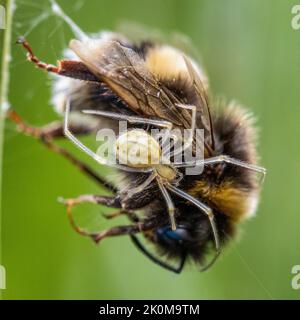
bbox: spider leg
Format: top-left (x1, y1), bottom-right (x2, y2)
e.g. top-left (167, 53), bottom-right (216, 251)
top-left (166, 184), bottom-right (221, 271)
top-left (156, 177), bottom-right (177, 231)
top-left (175, 155), bottom-right (266, 183)
top-left (120, 171), bottom-right (157, 202)
top-left (82, 110), bottom-right (174, 160)
top-left (7, 109), bottom-right (117, 192)
top-left (171, 103), bottom-right (196, 157)
top-left (82, 109), bottom-right (173, 129)
top-left (130, 235), bottom-right (186, 274)
top-left (161, 104), bottom-right (196, 162)
top-left (64, 101), bottom-right (153, 173)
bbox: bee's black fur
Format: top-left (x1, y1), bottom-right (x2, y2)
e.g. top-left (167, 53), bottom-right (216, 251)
top-left (120, 40), bottom-right (155, 59)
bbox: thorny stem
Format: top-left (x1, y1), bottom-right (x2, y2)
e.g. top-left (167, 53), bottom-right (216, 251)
top-left (0, 0), bottom-right (15, 295)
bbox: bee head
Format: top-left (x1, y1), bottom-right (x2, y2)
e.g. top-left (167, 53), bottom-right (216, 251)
top-left (156, 224), bottom-right (193, 248)
top-left (154, 214), bottom-right (214, 261)
top-left (156, 219), bottom-right (209, 247)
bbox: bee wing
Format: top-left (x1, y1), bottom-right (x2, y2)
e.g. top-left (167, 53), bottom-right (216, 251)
top-left (70, 39), bottom-right (215, 153)
top-left (183, 56), bottom-right (215, 151)
top-left (116, 21), bottom-right (208, 74)
top-left (69, 39), bottom-right (192, 128)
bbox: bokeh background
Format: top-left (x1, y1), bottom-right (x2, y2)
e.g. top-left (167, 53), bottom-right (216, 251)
top-left (1, 0), bottom-right (300, 299)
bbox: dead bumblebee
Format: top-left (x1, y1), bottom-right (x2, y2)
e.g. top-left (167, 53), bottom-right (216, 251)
top-left (9, 3), bottom-right (266, 273)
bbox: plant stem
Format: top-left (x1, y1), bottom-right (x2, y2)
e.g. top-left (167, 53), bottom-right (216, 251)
top-left (0, 0), bottom-right (15, 296)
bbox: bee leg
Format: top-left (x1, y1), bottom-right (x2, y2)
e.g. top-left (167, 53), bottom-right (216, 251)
top-left (7, 109), bottom-right (117, 192)
top-left (7, 109), bottom-right (95, 138)
top-left (101, 210), bottom-right (125, 220)
top-left (60, 194), bottom-right (122, 208)
top-left (102, 210), bottom-right (139, 222)
top-left (61, 194), bottom-right (140, 236)
top-left (59, 195), bottom-right (122, 237)
top-left (130, 235), bottom-right (187, 274)
top-left (16, 37), bottom-right (99, 82)
top-left (64, 204), bottom-right (155, 242)
top-left (90, 220), bottom-right (156, 244)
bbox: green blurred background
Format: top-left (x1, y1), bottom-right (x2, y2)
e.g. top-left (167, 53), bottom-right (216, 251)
top-left (1, 0), bottom-right (300, 299)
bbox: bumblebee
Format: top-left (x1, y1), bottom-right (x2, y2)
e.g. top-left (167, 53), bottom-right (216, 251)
top-left (9, 2), bottom-right (266, 273)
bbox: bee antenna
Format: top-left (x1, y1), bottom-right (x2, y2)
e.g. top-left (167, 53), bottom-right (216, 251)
top-left (199, 247), bottom-right (221, 272)
top-left (49, 0), bottom-right (89, 41)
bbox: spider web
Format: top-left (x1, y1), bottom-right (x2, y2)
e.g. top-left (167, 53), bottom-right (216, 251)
top-left (5, 0), bottom-right (118, 228)
top-left (5, 0), bottom-right (86, 141)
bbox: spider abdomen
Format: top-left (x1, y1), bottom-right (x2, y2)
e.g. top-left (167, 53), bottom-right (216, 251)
top-left (116, 129), bottom-right (161, 168)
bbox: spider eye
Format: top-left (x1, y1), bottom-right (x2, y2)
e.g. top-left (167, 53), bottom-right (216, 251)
top-left (156, 225), bottom-right (191, 247)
